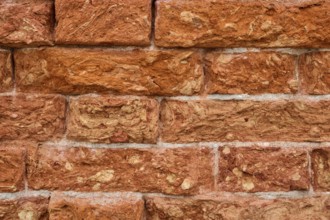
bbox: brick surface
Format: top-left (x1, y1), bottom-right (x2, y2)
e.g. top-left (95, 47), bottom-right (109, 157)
top-left (299, 52), bottom-right (330, 94)
top-left (218, 146), bottom-right (309, 192)
top-left (0, 0), bottom-right (53, 46)
top-left (312, 148), bottom-right (330, 191)
top-left (155, 0), bottom-right (330, 48)
top-left (0, 95), bottom-right (66, 142)
top-left (146, 195), bottom-right (330, 220)
top-left (0, 50), bottom-right (12, 93)
top-left (55, 0), bottom-right (151, 46)
top-left (205, 52), bottom-right (297, 94)
top-left (67, 96), bottom-right (159, 144)
top-left (161, 100), bottom-right (330, 143)
top-left (49, 193), bottom-right (144, 220)
top-left (27, 145), bottom-right (213, 195)
top-left (0, 197), bottom-right (49, 220)
top-left (15, 47), bottom-right (203, 96)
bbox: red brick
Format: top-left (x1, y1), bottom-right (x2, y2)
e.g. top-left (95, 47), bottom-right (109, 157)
top-left (0, 0), bottom-right (53, 46)
top-left (312, 148), bottom-right (330, 191)
top-left (67, 96), bottom-right (159, 144)
top-left (205, 52), bottom-right (297, 94)
top-left (15, 47), bottom-right (203, 96)
top-left (49, 192), bottom-right (144, 220)
top-left (0, 197), bottom-right (49, 220)
top-left (146, 195), bottom-right (330, 220)
top-left (0, 95), bottom-right (66, 142)
top-left (27, 145), bottom-right (213, 195)
top-left (155, 0), bottom-right (330, 48)
top-left (55, 0), bottom-right (151, 46)
top-left (218, 146), bottom-right (309, 192)
top-left (0, 50), bottom-right (12, 93)
top-left (299, 52), bottom-right (330, 94)
top-left (160, 100), bottom-right (330, 143)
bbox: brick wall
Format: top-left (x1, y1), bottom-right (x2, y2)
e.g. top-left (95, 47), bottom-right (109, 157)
top-left (0, 0), bottom-right (329, 219)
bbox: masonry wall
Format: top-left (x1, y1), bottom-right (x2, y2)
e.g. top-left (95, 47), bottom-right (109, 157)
top-left (0, 0), bottom-right (330, 219)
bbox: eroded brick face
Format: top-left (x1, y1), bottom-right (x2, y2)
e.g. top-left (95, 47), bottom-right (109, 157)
top-left (55, 0), bottom-right (151, 46)
top-left (0, 50), bottom-right (12, 92)
top-left (312, 148), bottom-right (330, 191)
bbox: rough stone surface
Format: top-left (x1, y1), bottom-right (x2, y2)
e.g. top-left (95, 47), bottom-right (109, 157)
top-left (67, 96), bottom-right (159, 144)
top-left (0, 144), bottom-right (25, 192)
top-left (0, 197), bottom-right (49, 220)
top-left (49, 193), bottom-right (144, 220)
top-left (160, 100), bottom-right (330, 143)
top-left (218, 146), bottom-right (309, 192)
top-left (205, 52), bottom-right (297, 94)
top-left (27, 145), bottom-right (213, 195)
top-left (312, 148), bottom-right (330, 191)
top-left (0, 0), bottom-right (53, 47)
top-left (299, 52), bottom-right (330, 94)
top-left (0, 50), bottom-right (12, 93)
top-left (15, 47), bottom-right (203, 96)
top-left (146, 195), bottom-right (330, 220)
top-left (155, 0), bottom-right (330, 48)
top-left (55, 0), bottom-right (151, 46)
top-left (0, 95), bottom-right (66, 142)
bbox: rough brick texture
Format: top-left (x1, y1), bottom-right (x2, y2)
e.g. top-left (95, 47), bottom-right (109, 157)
top-left (49, 193), bottom-right (144, 220)
top-left (0, 197), bottom-right (49, 220)
top-left (0, 50), bottom-right (12, 92)
top-left (146, 195), bottom-right (330, 220)
top-left (299, 51), bottom-right (330, 94)
top-left (28, 145), bottom-right (213, 195)
top-left (55, 0), bottom-right (151, 46)
top-left (15, 47), bottom-right (203, 95)
top-left (205, 52), bottom-right (297, 94)
top-left (155, 0), bottom-right (330, 48)
top-left (0, 0), bottom-right (53, 47)
top-left (161, 100), bottom-right (330, 143)
top-left (0, 95), bottom-right (66, 142)
top-left (218, 146), bottom-right (309, 192)
top-left (312, 148), bottom-right (330, 191)
top-left (67, 96), bottom-right (159, 144)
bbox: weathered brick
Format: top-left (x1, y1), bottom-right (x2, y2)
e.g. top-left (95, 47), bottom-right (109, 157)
top-left (155, 0), bottom-right (330, 48)
top-left (0, 0), bottom-right (53, 46)
top-left (15, 47), bottom-right (203, 96)
top-left (205, 52), bottom-right (297, 94)
top-left (67, 96), bottom-right (159, 144)
top-left (0, 50), bottom-right (12, 93)
top-left (161, 100), bottom-right (330, 143)
top-left (312, 148), bottom-right (330, 191)
top-left (55, 0), bottom-right (151, 46)
top-left (27, 145), bottom-right (213, 195)
top-left (146, 195), bottom-right (330, 220)
top-left (218, 146), bottom-right (309, 192)
top-left (0, 95), bottom-right (66, 142)
top-left (0, 197), bottom-right (49, 220)
top-left (0, 143), bottom-right (25, 192)
top-left (299, 52), bottom-right (330, 94)
top-left (49, 193), bottom-right (144, 220)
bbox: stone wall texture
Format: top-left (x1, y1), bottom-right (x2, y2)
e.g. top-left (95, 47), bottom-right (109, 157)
top-left (0, 0), bottom-right (329, 219)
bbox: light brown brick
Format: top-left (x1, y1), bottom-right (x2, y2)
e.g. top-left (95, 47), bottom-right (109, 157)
top-left (155, 0), bottom-right (330, 48)
top-left (218, 146), bottom-right (309, 192)
top-left (27, 145), bottom-right (213, 195)
top-left (49, 193), bottom-right (144, 220)
top-left (312, 148), bottom-right (330, 191)
top-left (146, 195), bottom-right (330, 220)
top-left (0, 0), bottom-right (53, 46)
top-left (299, 52), bottom-right (330, 94)
top-left (0, 50), bottom-right (12, 92)
top-left (15, 47), bottom-right (203, 96)
top-left (55, 0), bottom-right (151, 46)
top-left (205, 52), bottom-right (297, 94)
top-left (161, 100), bottom-right (330, 143)
top-left (67, 96), bottom-right (159, 144)
top-left (0, 95), bottom-right (66, 142)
